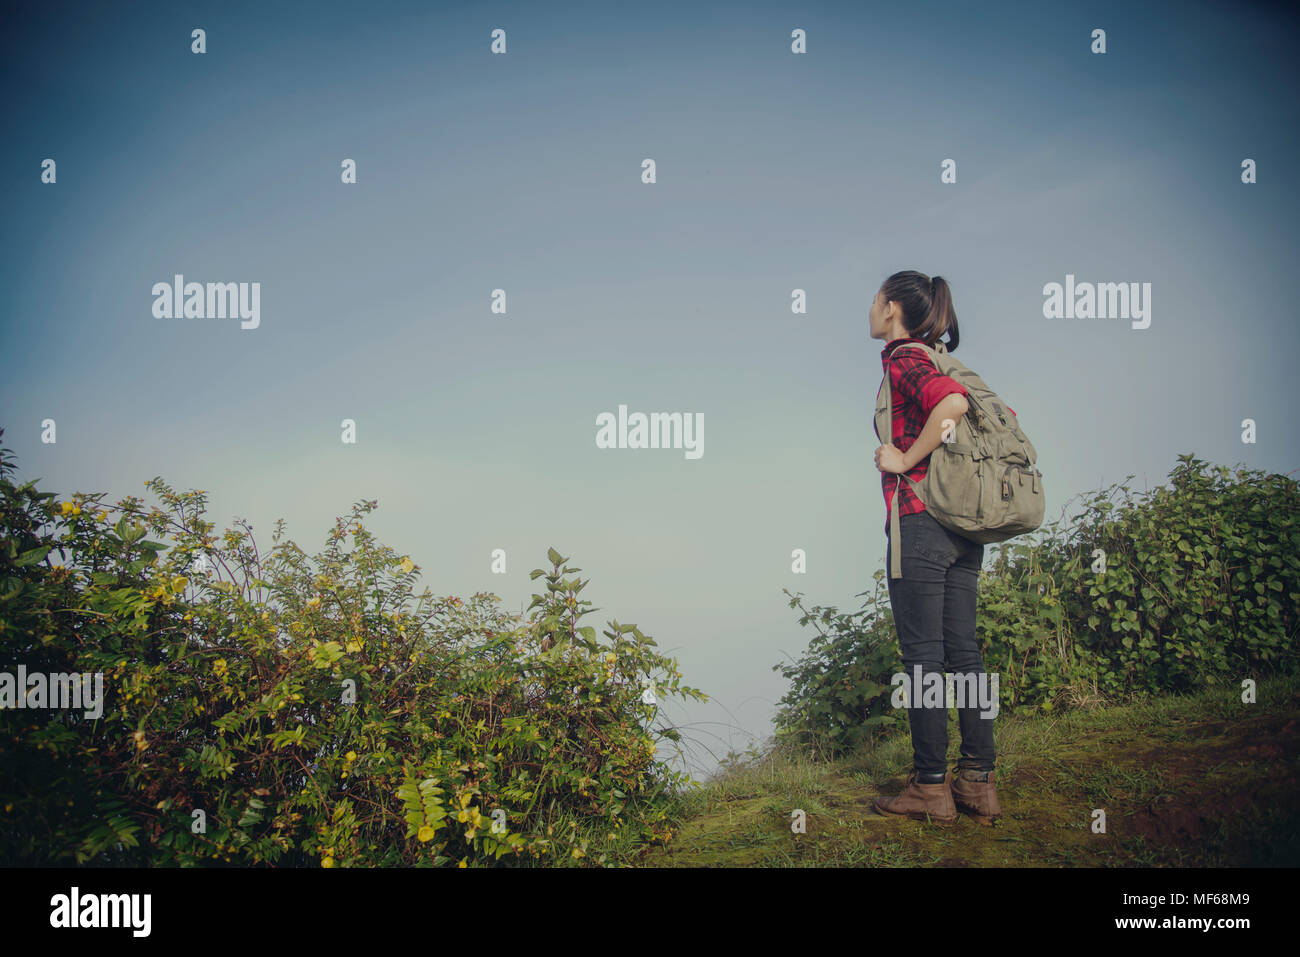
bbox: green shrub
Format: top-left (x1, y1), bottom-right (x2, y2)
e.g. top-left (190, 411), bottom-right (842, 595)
top-left (772, 575), bottom-right (902, 757)
top-left (0, 429), bottom-right (707, 866)
top-left (775, 453), bottom-right (1300, 755)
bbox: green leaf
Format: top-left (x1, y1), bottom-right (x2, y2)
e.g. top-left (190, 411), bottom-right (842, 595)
top-left (14, 546), bottom-right (51, 567)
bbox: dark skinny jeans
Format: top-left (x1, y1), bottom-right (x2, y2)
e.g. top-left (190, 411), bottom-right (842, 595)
top-left (885, 509), bottom-right (995, 775)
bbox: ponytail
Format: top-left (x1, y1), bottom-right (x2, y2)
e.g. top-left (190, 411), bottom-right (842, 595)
top-left (879, 270), bottom-right (961, 352)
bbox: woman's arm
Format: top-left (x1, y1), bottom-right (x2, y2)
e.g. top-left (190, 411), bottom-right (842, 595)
top-left (901, 393), bottom-right (969, 470)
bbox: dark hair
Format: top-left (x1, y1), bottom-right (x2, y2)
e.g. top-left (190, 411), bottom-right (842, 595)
top-left (880, 270), bottom-right (960, 351)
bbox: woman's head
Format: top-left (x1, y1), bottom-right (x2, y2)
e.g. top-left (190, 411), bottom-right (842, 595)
top-left (869, 270), bottom-right (960, 351)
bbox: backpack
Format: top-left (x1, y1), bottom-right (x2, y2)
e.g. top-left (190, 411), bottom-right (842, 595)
top-left (874, 340), bottom-right (1045, 579)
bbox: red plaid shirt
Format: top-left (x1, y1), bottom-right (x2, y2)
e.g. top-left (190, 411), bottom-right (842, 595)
top-left (876, 338), bottom-right (1014, 533)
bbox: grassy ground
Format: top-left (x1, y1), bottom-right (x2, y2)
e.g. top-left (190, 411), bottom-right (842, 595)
top-left (633, 674), bottom-right (1300, 867)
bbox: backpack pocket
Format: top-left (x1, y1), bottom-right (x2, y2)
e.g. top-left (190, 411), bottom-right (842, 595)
top-left (915, 442), bottom-right (986, 534)
top-left (921, 447), bottom-right (1043, 545)
top-left (998, 463), bottom-right (1046, 536)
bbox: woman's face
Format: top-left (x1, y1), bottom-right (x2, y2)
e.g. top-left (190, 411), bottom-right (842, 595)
top-left (869, 288), bottom-right (891, 340)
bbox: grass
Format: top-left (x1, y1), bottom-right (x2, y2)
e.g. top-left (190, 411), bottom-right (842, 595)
top-left (627, 673), bottom-right (1300, 867)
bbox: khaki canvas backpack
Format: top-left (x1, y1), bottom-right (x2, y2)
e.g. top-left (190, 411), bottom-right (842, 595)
top-left (874, 340), bottom-right (1045, 579)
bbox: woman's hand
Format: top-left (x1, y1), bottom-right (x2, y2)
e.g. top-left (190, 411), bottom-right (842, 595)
top-left (874, 443), bottom-right (909, 474)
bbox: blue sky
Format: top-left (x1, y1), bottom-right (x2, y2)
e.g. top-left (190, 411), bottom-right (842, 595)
top-left (2, 0), bottom-right (1297, 780)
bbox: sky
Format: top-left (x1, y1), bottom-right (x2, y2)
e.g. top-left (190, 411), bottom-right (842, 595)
top-left (2, 0), bottom-right (1298, 782)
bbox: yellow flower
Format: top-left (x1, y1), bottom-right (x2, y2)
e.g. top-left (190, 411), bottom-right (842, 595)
top-left (345, 751), bottom-right (357, 762)
top-left (399, 557), bottom-right (415, 575)
top-left (321, 856), bottom-right (335, 868)
top-left (97, 510), bottom-right (108, 522)
top-left (417, 825), bottom-right (436, 842)
top-left (457, 859), bottom-right (467, 868)
top-left (345, 640), bottom-right (361, 653)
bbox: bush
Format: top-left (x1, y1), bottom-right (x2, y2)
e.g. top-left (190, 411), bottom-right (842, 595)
top-left (0, 429), bottom-right (707, 866)
top-left (772, 576), bottom-right (902, 758)
top-left (774, 453), bottom-right (1300, 756)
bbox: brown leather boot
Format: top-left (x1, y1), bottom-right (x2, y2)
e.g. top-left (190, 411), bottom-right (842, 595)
top-left (873, 770), bottom-right (958, 826)
top-left (950, 768), bottom-right (1001, 825)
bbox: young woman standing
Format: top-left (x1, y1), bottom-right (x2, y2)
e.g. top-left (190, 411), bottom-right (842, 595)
top-left (867, 270), bottom-right (1001, 827)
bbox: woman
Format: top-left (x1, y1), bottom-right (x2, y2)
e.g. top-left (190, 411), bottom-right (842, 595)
top-left (867, 270), bottom-right (1001, 827)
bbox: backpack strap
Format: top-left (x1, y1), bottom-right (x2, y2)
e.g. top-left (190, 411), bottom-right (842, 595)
top-left (884, 359), bottom-right (902, 580)
top-left (882, 342), bottom-right (936, 579)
